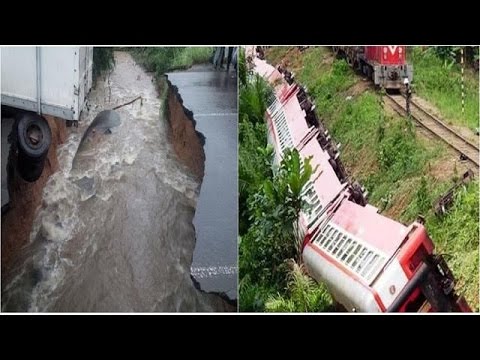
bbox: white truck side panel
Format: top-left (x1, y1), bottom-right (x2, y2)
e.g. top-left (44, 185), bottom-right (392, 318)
top-left (1, 46), bottom-right (93, 121)
top-left (40, 47), bottom-right (77, 110)
top-left (1, 47), bottom-right (37, 100)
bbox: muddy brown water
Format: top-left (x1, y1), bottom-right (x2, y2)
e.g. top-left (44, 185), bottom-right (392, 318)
top-left (1, 52), bottom-right (232, 312)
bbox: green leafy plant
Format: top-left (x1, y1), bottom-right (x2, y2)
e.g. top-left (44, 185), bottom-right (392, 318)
top-left (239, 47), bottom-right (247, 87)
top-left (239, 74), bottom-right (273, 125)
top-left (241, 148), bottom-right (316, 288)
top-left (93, 47), bottom-right (115, 82)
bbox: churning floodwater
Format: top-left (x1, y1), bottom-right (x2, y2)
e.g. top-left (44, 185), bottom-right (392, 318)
top-left (1, 52), bottom-right (231, 312)
top-left (167, 65), bottom-right (238, 300)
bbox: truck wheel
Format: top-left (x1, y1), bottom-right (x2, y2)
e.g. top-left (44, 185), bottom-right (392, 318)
top-left (16, 113), bottom-right (52, 182)
top-left (17, 113), bottom-right (51, 159)
top-left (17, 154), bottom-right (45, 182)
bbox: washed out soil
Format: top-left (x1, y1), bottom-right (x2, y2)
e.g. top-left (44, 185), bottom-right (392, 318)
top-left (165, 80), bottom-right (205, 181)
top-left (1, 116), bottom-right (67, 285)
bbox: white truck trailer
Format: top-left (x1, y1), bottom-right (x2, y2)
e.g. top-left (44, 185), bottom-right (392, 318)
top-left (1, 46), bottom-right (93, 121)
top-left (1, 46), bottom-right (94, 182)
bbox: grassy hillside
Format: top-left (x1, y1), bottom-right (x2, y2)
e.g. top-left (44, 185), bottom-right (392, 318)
top-left (409, 46), bottom-right (479, 131)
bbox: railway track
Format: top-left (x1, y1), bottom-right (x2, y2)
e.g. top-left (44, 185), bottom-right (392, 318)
top-left (385, 93), bottom-right (479, 167)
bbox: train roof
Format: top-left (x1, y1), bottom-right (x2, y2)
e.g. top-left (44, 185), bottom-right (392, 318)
top-left (266, 87), bottom-right (311, 151)
top-left (330, 200), bottom-right (408, 257)
top-left (252, 58), bottom-right (283, 83)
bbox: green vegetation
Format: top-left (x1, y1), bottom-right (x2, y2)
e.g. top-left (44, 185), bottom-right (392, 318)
top-left (93, 47), bottom-right (115, 82)
top-left (426, 181), bottom-right (479, 309)
top-left (263, 46), bottom-right (292, 67)
top-left (409, 46), bottom-right (479, 130)
top-left (265, 261), bottom-right (333, 312)
top-left (399, 177), bottom-right (479, 309)
top-left (131, 47), bottom-right (213, 77)
top-left (239, 48), bottom-right (332, 311)
top-left (238, 47), bottom-right (247, 87)
top-left (299, 50), bottom-right (356, 116)
top-left (264, 46), bottom-right (479, 311)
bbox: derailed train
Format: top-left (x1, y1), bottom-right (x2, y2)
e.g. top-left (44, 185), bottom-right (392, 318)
top-left (248, 47), bottom-right (471, 312)
top-left (333, 46), bottom-right (413, 89)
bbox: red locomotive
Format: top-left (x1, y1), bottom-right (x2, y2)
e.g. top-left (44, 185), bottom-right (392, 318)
top-left (247, 46), bottom-right (471, 312)
top-left (333, 46), bottom-right (413, 89)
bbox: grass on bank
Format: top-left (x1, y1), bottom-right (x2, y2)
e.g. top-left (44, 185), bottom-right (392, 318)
top-left (265, 46), bottom-right (479, 311)
top-left (409, 46), bottom-right (479, 131)
top-left (131, 47), bottom-right (214, 77)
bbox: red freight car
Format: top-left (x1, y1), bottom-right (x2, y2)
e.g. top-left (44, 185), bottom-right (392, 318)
top-left (248, 46), bottom-right (470, 312)
top-left (333, 46), bottom-right (413, 90)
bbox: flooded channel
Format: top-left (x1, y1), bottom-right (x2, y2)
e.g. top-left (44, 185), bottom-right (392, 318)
top-left (1, 52), bottom-right (233, 312)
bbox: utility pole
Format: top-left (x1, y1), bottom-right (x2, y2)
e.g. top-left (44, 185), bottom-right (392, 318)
top-left (461, 47), bottom-right (465, 116)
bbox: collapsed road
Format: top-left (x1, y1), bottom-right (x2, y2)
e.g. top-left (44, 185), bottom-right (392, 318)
top-left (167, 64), bottom-right (238, 301)
top-left (1, 51), bottom-right (234, 312)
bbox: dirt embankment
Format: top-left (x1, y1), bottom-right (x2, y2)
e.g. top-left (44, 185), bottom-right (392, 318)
top-left (165, 78), bottom-right (206, 180)
top-left (1, 116), bottom-right (67, 283)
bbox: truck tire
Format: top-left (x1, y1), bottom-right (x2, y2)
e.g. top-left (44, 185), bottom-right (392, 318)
top-left (15, 113), bottom-right (51, 182)
top-left (17, 113), bottom-right (51, 159)
top-left (17, 153), bottom-right (46, 182)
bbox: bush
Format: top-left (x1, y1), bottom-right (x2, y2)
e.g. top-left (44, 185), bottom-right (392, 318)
top-left (93, 47), bottom-right (115, 81)
top-left (239, 74), bottom-right (273, 125)
top-left (131, 47), bottom-right (214, 77)
top-left (240, 149), bottom-right (315, 288)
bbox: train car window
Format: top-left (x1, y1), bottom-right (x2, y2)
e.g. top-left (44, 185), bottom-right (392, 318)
top-left (307, 205), bottom-right (322, 229)
top-left (332, 235), bottom-right (348, 256)
top-left (360, 252), bottom-right (375, 277)
top-left (339, 239), bottom-right (353, 260)
top-left (341, 239), bottom-right (355, 261)
top-left (335, 236), bottom-right (350, 258)
top-left (353, 248), bottom-right (368, 271)
top-left (359, 251), bottom-right (374, 275)
top-left (318, 226), bottom-right (332, 246)
top-left (311, 229), bottom-right (322, 245)
top-left (327, 232), bottom-right (342, 252)
top-left (365, 255), bottom-right (384, 281)
top-left (350, 246), bottom-right (365, 269)
top-left (346, 243), bottom-right (361, 265)
top-left (323, 229), bottom-right (339, 249)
